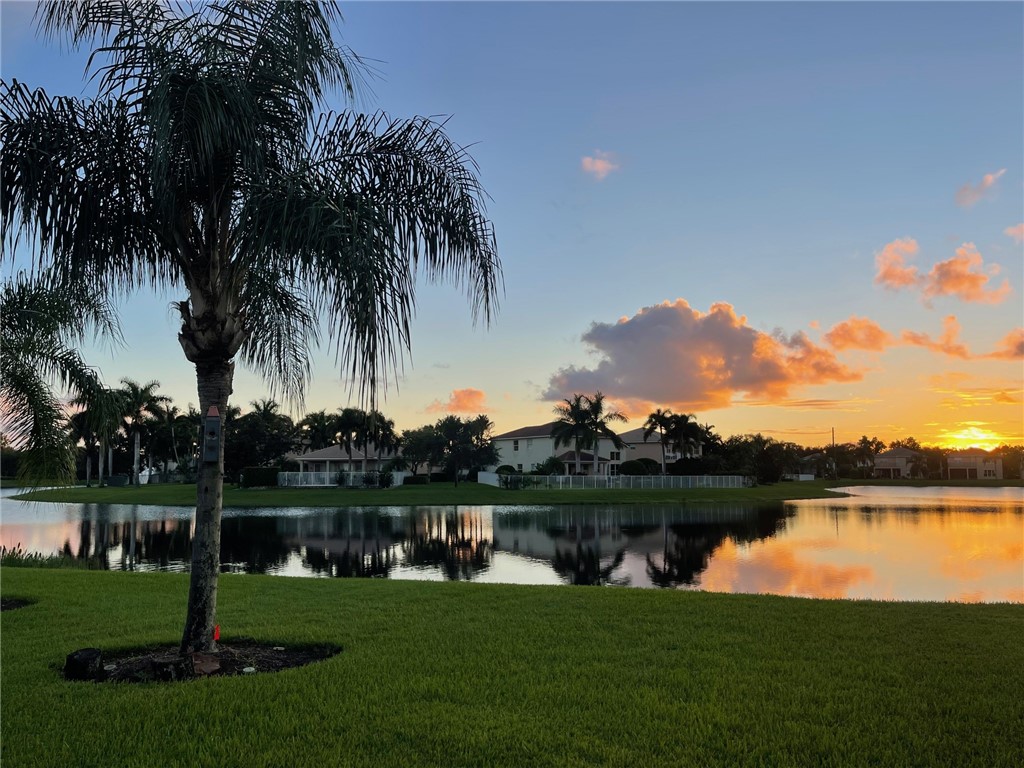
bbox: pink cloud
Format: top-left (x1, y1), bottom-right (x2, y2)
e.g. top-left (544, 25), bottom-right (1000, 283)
top-left (985, 328), bottom-right (1024, 360)
top-left (543, 300), bottom-right (862, 411)
top-left (874, 238), bottom-right (920, 290)
top-left (922, 243), bottom-right (1011, 304)
top-left (1004, 223), bottom-right (1024, 244)
top-left (954, 168), bottom-right (1006, 207)
top-left (425, 388), bottom-right (490, 414)
top-left (581, 150), bottom-right (620, 181)
top-left (901, 316), bottom-right (971, 359)
top-left (824, 316), bottom-right (895, 351)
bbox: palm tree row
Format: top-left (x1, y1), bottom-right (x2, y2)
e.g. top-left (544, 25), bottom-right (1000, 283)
top-left (642, 408), bottom-right (707, 474)
top-left (301, 407), bottom-right (400, 472)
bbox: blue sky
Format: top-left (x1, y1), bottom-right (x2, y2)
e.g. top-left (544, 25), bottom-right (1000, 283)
top-left (2, 1), bottom-right (1022, 447)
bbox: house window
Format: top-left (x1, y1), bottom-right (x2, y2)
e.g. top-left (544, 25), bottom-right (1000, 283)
top-left (527, 439), bottom-right (533, 449)
top-left (609, 465), bottom-right (619, 476)
top-left (610, 451), bottom-right (621, 461)
top-left (513, 440), bottom-right (519, 451)
top-left (516, 464), bottom-right (523, 472)
top-left (984, 469), bottom-right (995, 477)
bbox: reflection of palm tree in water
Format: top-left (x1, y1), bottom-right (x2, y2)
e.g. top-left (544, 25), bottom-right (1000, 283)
top-left (646, 508), bottom-right (792, 588)
top-left (303, 546), bottom-right (393, 578)
top-left (300, 511), bottom-right (398, 578)
top-left (401, 512), bottom-right (492, 581)
top-left (552, 544), bottom-right (626, 586)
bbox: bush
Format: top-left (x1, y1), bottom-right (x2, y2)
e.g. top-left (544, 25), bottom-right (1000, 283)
top-left (239, 466), bottom-right (280, 488)
top-left (429, 471), bottom-right (449, 483)
top-left (499, 474), bottom-right (539, 490)
top-left (617, 459), bottom-right (648, 476)
top-left (360, 471), bottom-right (378, 488)
top-left (377, 471), bottom-right (394, 489)
top-left (533, 457), bottom-right (565, 475)
top-left (496, 465), bottom-right (518, 475)
top-left (402, 475), bottom-right (429, 485)
top-left (638, 457), bottom-right (661, 474)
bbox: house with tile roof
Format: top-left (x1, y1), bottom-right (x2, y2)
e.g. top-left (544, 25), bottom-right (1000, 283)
top-left (873, 447), bottom-right (924, 479)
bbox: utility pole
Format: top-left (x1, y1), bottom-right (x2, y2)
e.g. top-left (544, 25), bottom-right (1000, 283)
top-left (831, 427), bottom-right (836, 480)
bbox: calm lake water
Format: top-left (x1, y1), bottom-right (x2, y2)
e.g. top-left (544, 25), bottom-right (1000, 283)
top-left (1, 486), bottom-right (1021, 603)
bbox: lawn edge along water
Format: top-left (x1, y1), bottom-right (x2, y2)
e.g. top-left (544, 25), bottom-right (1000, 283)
top-left (1, 569), bottom-right (1022, 768)
top-left (10, 479), bottom-right (854, 507)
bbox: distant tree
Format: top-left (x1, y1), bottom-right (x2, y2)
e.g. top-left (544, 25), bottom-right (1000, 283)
top-left (335, 407), bottom-right (366, 472)
top-left (643, 408), bottom-right (674, 474)
top-left (668, 412), bottom-right (703, 459)
top-left (533, 456), bottom-right (565, 475)
top-left (297, 410), bottom-right (335, 452)
top-left (118, 379), bottom-right (170, 485)
top-left (400, 426), bottom-right (442, 476)
top-left (889, 437), bottom-right (922, 452)
top-left (434, 414), bottom-right (499, 486)
top-left (224, 399), bottom-right (297, 478)
top-left (855, 435), bottom-right (887, 477)
top-left (551, 394), bottom-right (591, 475)
top-left (70, 387), bottom-right (126, 487)
top-left (584, 392), bottom-right (627, 475)
top-left (994, 444), bottom-right (1023, 480)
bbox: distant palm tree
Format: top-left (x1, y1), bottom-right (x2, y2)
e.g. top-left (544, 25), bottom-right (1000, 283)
top-left (0, 272), bottom-right (119, 484)
top-left (668, 412), bottom-right (703, 459)
top-left (1, 0), bottom-right (499, 655)
top-left (70, 386), bottom-right (126, 487)
top-left (643, 408), bottom-right (674, 475)
top-left (298, 410), bottom-right (336, 452)
top-left (119, 379), bottom-right (170, 485)
top-left (584, 392), bottom-right (626, 475)
top-left (551, 394), bottom-right (592, 475)
top-left (335, 407), bottom-right (366, 473)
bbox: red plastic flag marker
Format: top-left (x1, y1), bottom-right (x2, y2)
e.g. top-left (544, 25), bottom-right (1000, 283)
top-left (214, 625), bottom-right (220, 641)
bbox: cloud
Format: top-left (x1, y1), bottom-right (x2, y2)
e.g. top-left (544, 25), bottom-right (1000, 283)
top-left (425, 388), bottom-right (490, 414)
top-left (985, 328), bottom-right (1024, 360)
top-left (922, 243), bottom-right (1011, 304)
top-left (581, 150), bottom-right (620, 181)
top-left (954, 168), bottom-right (1006, 207)
top-left (901, 316), bottom-right (971, 359)
top-left (874, 239), bottom-right (1010, 304)
top-left (873, 238), bottom-right (920, 290)
top-left (824, 316), bottom-right (895, 351)
top-left (1004, 224), bottom-right (1024, 244)
top-left (543, 300), bottom-right (862, 411)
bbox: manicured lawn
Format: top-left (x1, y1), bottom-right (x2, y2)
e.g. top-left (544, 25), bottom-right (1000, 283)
top-left (1, 569), bottom-right (1020, 767)
top-left (13, 480), bottom-right (851, 507)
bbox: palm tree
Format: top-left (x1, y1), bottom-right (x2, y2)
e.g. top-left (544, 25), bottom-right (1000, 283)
top-left (0, 271), bottom-right (119, 484)
top-left (366, 409), bottom-right (397, 468)
top-left (668, 412), bottom-right (703, 459)
top-left (335, 407), bottom-right (365, 473)
top-left (643, 408), bottom-right (674, 475)
top-left (584, 392), bottom-right (626, 476)
top-left (70, 386), bottom-right (126, 487)
top-left (297, 410), bottom-right (336, 452)
top-left (551, 394), bottom-right (591, 475)
top-left (1, 2), bottom-right (500, 654)
top-left (119, 378), bottom-right (170, 485)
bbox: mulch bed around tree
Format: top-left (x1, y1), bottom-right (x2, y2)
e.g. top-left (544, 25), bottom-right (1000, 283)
top-left (65, 641), bottom-right (341, 684)
top-left (1, 598), bottom-right (31, 611)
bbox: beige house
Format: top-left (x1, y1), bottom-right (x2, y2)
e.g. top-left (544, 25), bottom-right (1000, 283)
top-left (491, 421), bottom-right (627, 475)
top-left (946, 449), bottom-right (1003, 480)
top-left (873, 447), bottom-right (923, 479)
top-left (296, 444), bottom-right (395, 474)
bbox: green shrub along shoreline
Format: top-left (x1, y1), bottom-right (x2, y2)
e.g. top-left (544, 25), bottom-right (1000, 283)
top-left (1, 569), bottom-right (1021, 767)
top-left (9, 478), bottom-right (1020, 508)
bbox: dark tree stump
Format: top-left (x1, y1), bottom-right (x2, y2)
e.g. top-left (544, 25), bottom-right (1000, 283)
top-left (64, 648), bottom-right (103, 681)
top-left (150, 654), bottom-right (195, 682)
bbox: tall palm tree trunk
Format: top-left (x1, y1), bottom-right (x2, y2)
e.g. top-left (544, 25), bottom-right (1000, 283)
top-left (574, 442), bottom-right (581, 475)
top-left (84, 450), bottom-right (92, 487)
top-left (133, 429), bottom-right (141, 485)
top-left (98, 439), bottom-right (106, 487)
top-left (180, 359), bottom-right (234, 655)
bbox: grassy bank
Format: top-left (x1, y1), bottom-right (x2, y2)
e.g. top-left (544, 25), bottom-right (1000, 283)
top-left (2, 569), bottom-right (1021, 767)
top-left (12, 480), bottom-right (851, 507)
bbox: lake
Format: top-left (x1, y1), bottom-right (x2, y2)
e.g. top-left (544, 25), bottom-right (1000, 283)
top-left (1, 486), bottom-right (1021, 602)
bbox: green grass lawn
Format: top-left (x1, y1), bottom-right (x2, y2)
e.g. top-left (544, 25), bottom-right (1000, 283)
top-left (1, 569), bottom-right (1020, 767)
top-left (12, 479), bottom-right (854, 507)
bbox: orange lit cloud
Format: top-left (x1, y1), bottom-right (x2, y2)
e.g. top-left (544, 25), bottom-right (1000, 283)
top-left (985, 328), bottom-right (1024, 360)
top-left (954, 168), bottom-right (1006, 207)
top-left (873, 237), bottom-right (920, 289)
top-left (922, 243), bottom-right (1011, 304)
top-left (824, 316), bottom-right (895, 351)
top-left (544, 300), bottom-right (862, 410)
top-left (581, 150), bottom-right (620, 181)
top-left (901, 315), bottom-right (971, 358)
top-left (1004, 223), bottom-right (1024, 244)
top-left (874, 239), bottom-right (1010, 304)
top-left (425, 388), bottom-right (490, 414)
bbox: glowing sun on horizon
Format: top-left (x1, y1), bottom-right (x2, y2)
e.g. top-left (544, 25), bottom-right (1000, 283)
top-left (939, 427), bottom-right (1004, 450)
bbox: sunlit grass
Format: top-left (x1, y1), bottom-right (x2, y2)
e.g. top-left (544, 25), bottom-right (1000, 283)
top-left (1, 569), bottom-right (1021, 767)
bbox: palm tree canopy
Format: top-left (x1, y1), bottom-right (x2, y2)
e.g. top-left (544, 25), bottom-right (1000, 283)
top-left (1, 0), bottom-right (501, 406)
top-left (0, 270), bottom-right (120, 483)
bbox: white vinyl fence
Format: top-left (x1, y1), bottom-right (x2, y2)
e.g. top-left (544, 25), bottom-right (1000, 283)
top-left (278, 471), bottom-right (411, 488)
top-left (478, 473), bottom-right (748, 490)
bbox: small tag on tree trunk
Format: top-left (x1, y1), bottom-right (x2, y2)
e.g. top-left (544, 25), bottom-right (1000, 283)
top-left (214, 624), bottom-right (220, 641)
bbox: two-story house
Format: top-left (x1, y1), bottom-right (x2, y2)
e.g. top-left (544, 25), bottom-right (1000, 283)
top-left (946, 449), bottom-right (1003, 479)
top-left (490, 421), bottom-right (627, 475)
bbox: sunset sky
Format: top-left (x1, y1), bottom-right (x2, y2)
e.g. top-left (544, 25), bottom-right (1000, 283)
top-left (2, 1), bottom-right (1022, 449)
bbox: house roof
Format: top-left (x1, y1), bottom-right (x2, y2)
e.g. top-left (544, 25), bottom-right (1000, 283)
top-left (493, 421), bottom-right (560, 440)
top-left (297, 444), bottom-right (391, 461)
top-left (946, 448), bottom-right (994, 457)
top-left (555, 450), bottom-right (609, 463)
top-left (877, 447), bottom-right (922, 458)
top-left (619, 427), bottom-right (658, 444)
